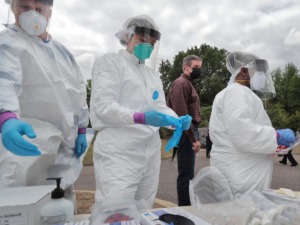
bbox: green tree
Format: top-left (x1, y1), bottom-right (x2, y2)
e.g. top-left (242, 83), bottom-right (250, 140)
top-left (200, 106), bottom-right (212, 127)
top-left (86, 79), bottom-right (92, 128)
top-left (86, 79), bottom-right (92, 109)
top-left (159, 44), bottom-right (230, 106)
top-left (159, 59), bottom-right (172, 93)
top-left (287, 111), bottom-right (300, 131)
top-left (271, 64), bottom-right (300, 114)
top-left (266, 102), bottom-right (289, 128)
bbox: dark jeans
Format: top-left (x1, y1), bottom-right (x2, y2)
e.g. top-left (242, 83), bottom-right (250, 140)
top-left (176, 128), bottom-right (199, 206)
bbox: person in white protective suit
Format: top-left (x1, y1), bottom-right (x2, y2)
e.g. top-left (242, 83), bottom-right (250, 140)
top-left (0, 0), bottom-right (89, 205)
top-left (90, 15), bottom-right (191, 208)
top-left (209, 51), bottom-right (289, 198)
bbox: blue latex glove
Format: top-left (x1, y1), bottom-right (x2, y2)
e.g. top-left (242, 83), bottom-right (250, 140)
top-left (145, 111), bottom-right (180, 127)
top-left (178, 115), bottom-right (192, 130)
top-left (165, 116), bottom-right (183, 152)
top-left (1, 119), bottom-right (40, 156)
top-left (75, 133), bottom-right (87, 158)
top-left (276, 129), bottom-right (295, 147)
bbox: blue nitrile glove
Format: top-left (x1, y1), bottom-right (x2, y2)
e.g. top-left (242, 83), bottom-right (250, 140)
top-left (1, 118), bottom-right (40, 156)
top-left (276, 129), bottom-right (295, 147)
top-left (165, 116), bottom-right (183, 152)
top-left (75, 133), bottom-right (87, 158)
top-left (144, 110), bottom-right (179, 127)
top-left (178, 115), bottom-right (192, 130)
top-left (166, 128), bottom-right (183, 152)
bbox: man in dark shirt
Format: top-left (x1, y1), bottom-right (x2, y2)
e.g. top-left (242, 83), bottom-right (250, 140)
top-left (167, 55), bottom-right (202, 206)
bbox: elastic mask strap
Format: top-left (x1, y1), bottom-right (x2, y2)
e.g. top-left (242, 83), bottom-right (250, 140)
top-left (236, 80), bottom-right (250, 88)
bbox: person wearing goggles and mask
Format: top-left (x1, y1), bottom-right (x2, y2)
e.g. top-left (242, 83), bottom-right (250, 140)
top-left (0, 0), bottom-right (89, 209)
top-left (209, 51), bottom-right (291, 198)
top-left (90, 15), bottom-right (191, 208)
top-left (167, 55), bottom-right (202, 206)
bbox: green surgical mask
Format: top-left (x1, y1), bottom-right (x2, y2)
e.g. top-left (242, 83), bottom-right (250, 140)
top-left (134, 43), bottom-right (153, 62)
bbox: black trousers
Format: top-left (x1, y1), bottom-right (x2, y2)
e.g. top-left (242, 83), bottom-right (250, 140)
top-left (176, 128), bottom-right (199, 206)
top-left (281, 150), bottom-right (298, 165)
top-left (206, 146), bottom-right (211, 158)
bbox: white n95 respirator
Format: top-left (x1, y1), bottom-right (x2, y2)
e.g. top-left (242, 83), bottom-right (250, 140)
top-left (19, 10), bottom-right (48, 36)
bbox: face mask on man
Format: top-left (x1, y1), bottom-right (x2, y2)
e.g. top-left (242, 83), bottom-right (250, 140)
top-left (190, 67), bottom-right (202, 79)
top-left (250, 71), bottom-right (266, 91)
top-left (134, 43), bottom-right (153, 62)
top-left (19, 10), bottom-right (48, 36)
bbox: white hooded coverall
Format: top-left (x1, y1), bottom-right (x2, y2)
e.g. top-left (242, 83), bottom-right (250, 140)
top-left (90, 49), bottom-right (177, 207)
top-left (0, 25), bottom-right (89, 190)
top-left (209, 83), bottom-right (277, 198)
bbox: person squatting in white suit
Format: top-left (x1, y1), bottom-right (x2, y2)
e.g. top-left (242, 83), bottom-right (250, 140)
top-left (90, 15), bottom-right (191, 208)
top-left (209, 51), bottom-right (291, 198)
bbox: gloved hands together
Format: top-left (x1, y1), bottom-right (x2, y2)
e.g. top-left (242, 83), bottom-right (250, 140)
top-left (1, 118), bottom-right (41, 156)
top-left (75, 133), bottom-right (87, 158)
top-left (144, 110), bottom-right (181, 128)
top-left (178, 115), bottom-right (192, 130)
top-left (134, 111), bottom-right (193, 152)
top-left (165, 115), bottom-right (193, 152)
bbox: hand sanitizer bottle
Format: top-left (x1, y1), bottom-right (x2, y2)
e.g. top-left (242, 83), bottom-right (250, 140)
top-left (40, 177), bottom-right (74, 224)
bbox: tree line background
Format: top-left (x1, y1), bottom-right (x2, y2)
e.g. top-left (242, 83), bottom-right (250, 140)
top-left (86, 43), bottom-right (300, 132)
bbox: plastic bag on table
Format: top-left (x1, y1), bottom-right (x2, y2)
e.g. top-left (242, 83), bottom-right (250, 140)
top-left (89, 194), bottom-right (141, 225)
top-left (189, 166), bottom-right (300, 225)
top-left (189, 166), bottom-right (235, 206)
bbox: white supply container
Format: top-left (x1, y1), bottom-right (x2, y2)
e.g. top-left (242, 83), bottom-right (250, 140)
top-left (40, 178), bottom-right (74, 225)
top-left (0, 185), bottom-right (53, 225)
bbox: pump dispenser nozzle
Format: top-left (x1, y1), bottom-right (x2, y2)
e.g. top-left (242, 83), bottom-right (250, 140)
top-left (40, 177), bottom-right (74, 223)
top-left (47, 177), bottom-right (65, 199)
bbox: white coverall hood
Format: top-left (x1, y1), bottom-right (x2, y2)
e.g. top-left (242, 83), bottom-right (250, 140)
top-left (226, 52), bottom-right (276, 100)
top-left (226, 51), bottom-right (259, 85)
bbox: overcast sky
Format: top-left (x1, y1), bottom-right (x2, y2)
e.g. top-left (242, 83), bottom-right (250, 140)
top-left (1, 0), bottom-right (300, 81)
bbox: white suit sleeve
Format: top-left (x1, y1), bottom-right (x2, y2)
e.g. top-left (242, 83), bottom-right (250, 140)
top-left (91, 54), bottom-right (135, 126)
top-left (222, 87), bottom-right (277, 154)
top-left (0, 37), bottom-right (22, 116)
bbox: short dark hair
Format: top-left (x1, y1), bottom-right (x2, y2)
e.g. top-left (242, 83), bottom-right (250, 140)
top-left (182, 55), bottom-right (202, 70)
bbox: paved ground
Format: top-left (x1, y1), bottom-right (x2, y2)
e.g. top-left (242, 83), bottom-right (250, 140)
top-left (75, 149), bottom-right (300, 204)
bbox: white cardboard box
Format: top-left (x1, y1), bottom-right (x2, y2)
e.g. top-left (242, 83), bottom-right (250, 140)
top-left (0, 185), bottom-right (54, 225)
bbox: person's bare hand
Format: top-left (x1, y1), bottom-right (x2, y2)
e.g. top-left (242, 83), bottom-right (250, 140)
top-left (192, 140), bottom-right (201, 153)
